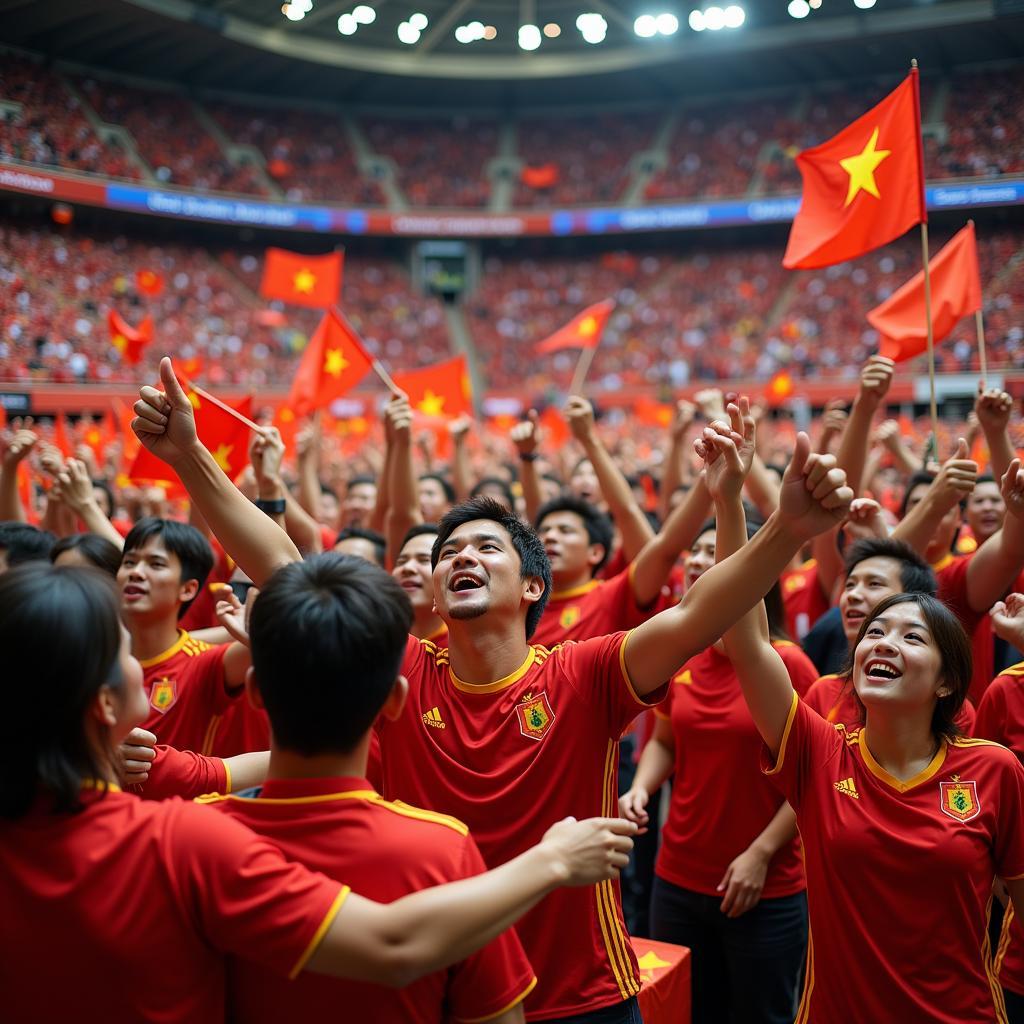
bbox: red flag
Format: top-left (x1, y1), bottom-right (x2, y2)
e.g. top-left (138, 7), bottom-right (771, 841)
top-left (868, 222), bottom-right (983, 363)
top-left (130, 389), bottom-right (253, 484)
top-left (135, 269), bottom-right (164, 297)
top-left (260, 248), bottom-right (344, 309)
top-left (766, 371), bottom-right (795, 406)
top-left (287, 308), bottom-right (374, 417)
top-left (109, 310), bottom-right (154, 366)
top-left (82, 412), bottom-right (115, 459)
top-left (392, 355), bottom-right (473, 420)
top-left (539, 407), bottom-right (572, 448)
top-left (114, 397), bottom-right (140, 463)
top-left (53, 413), bottom-right (72, 458)
top-left (180, 355), bottom-right (205, 380)
top-left (535, 300), bottom-right (614, 354)
top-left (634, 396), bottom-right (674, 428)
top-left (521, 164), bottom-right (560, 189)
top-left (783, 70), bottom-right (926, 270)
top-left (0, 404), bottom-right (6, 432)
top-left (272, 404), bottom-right (299, 456)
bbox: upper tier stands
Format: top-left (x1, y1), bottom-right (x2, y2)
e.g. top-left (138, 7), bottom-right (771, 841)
top-left (2, 56), bottom-right (1022, 209)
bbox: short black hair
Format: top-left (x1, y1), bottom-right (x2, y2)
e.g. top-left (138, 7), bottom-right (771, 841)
top-left (51, 533), bottom-right (122, 577)
top-left (346, 475), bottom-right (377, 493)
top-left (249, 554), bottom-right (412, 755)
top-left (535, 496), bottom-right (615, 576)
top-left (121, 518), bottom-right (214, 618)
top-left (400, 523), bottom-right (440, 550)
top-left (470, 476), bottom-right (515, 512)
top-left (334, 526), bottom-right (386, 566)
top-left (0, 523), bottom-right (56, 567)
top-left (91, 479), bottom-right (115, 518)
top-left (843, 538), bottom-right (936, 597)
top-left (419, 473), bottom-right (456, 505)
top-left (433, 497), bottom-right (552, 640)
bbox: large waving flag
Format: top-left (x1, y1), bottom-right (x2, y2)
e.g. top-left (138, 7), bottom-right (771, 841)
top-left (287, 308), bottom-right (374, 417)
top-left (260, 248), bottom-right (344, 309)
top-left (109, 310), bottom-right (154, 366)
top-left (783, 70), bottom-right (926, 270)
top-left (392, 355), bottom-right (473, 420)
top-left (535, 300), bottom-right (614, 354)
top-left (868, 222), bottom-right (983, 363)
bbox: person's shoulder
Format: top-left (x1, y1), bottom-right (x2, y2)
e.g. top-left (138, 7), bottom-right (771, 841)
top-left (947, 734), bottom-right (1023, 773)
top-left (404, 634), bottom-right (450, 670)
top-left (995, 661), bottom-right (1024, 685)
top-left (806, 672), bottom-right (843, 695)
top-left (374, 797), bottom-right (470, 839)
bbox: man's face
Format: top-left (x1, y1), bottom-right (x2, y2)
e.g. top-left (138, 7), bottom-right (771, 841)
top-left (341, 482), bottom-right (376, 529)
top-left (683, 529), bottom-right (716, 592)
top-left (538, 510), bottom-right (601, 584)
top-left (432, 519), bottom-right (535, 626)
top-left (393, 533), bottom-right (436, 612)
top-left (569, 459), bottom-right (600, 505)
top-left (334, 536), bottom-right (382, 566)
top-left (966, 481), bottom-right (1004, 544)
top-left (839, 555), bottom-right (904, 645)
top-left (319, 490), bottom-right (341, 530)
top-left (418, 479), bottom-right (451, 523)
top-left (474, 482), bottom-right (513, 513)
top-left (905, 482), bottom-right (961, 557)
top-left (117, 536), bottom-right (195, 622)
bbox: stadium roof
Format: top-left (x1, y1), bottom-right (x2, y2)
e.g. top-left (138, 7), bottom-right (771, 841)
top-left (1, 0), bottom-right (1022, 106)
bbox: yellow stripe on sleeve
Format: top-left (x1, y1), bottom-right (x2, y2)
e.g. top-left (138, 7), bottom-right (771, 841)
top-left (289, 886), bottom-right (351, 980)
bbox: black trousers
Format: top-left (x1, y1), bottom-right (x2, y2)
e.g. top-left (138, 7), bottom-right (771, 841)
top-left (650, 875), bottom-right (807, 1024)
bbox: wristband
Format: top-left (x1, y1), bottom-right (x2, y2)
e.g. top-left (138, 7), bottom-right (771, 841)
top-left (254, 498), bottom-right (287, 515)
top-left (519, 452), bottom-right (539, 463)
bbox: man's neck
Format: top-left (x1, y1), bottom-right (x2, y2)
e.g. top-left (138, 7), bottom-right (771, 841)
top-left (551, 568), bottom-right (594, 598)
top-left (412, 608), bottom-right (446, 641)
top-left (267, 736), bottom-right (369, 782)
top-left (129, 616), bottom-right (185, 663)
top-left (447, 620), bottom-right (532, 685)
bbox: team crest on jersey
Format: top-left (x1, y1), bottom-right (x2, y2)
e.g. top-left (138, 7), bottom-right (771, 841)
top-left (559, 606), bottom-right (582, 631)
top-left (149, 677), bottom-right (176, 714)
top-left (516, 692), bottom-right (555, 741)
top-left (939, 776), bottom-right (980, 822)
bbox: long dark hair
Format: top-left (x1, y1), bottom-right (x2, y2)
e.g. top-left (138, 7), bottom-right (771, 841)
top-left (0, 564), bottom-right (124, 819)
top-left (842, 592), bottom-right (972, 742)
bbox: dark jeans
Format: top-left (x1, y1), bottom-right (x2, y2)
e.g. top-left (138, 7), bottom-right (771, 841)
top-left (1006, 987), bottom-right (1024, 1024)
top-left (650, 876), bottom-right (807, 1024)
top-left (618, 734), bottom-right (660, 937)
top-left (542, 996), bottom-right (643, 1024)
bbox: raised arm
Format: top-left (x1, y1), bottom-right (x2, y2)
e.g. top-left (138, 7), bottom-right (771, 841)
top-left (449, 416), bottom-right (474, 503)
top-left (511, 411), bottom-right (544, 526)
top-left (975, 384), bottom-right (1016, 485)
top-left (0, 423), bottom-right (38, 523)
top-left (133, 358), bottom-right (301, 586)
top-left (53, 459), bottom-right (124, 549)
top-left (308, 816), bottom-right (636, 986)
top-left (295, 421), bottom-right (323, 522)
top-left (384, 393), bottom-right (422, 565)
top-left (835, 355), bottom-right (894, 496)
top-left (566, 395), bottom-right (653, 561)
top-left (658, 400), bottom-right (696, 522)
top-left (964, 460), bottom-right (1024, 614)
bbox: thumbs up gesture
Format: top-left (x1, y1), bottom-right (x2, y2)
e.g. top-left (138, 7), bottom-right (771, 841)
top-left (930, 437), bottom-right (978, 513)
top-left (777, 432), bottom-right (854, 543)
top-left (132, 357), bottom-right (201, 466)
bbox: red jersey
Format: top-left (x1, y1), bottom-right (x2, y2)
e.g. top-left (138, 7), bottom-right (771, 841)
top-left (533, 565), bottom-right (660, 648)
top-left (136, 744), bottom-right (228, 801)
top-left (654, 641), bottom-right (817, 899)
top-left (781, 560), bottom-right (829, 641)
top-left (969, 571), bottom-right (1024, 707)
top-left (377, 631), bottom-right (665, 1020)
top-left (975, 662), bottom-right (1024, 997)
top-left (766, 694), bottom-right (1024, 1023)
top-left (203, 775), bottom-right (535, 1024)
top-left (208, 700), bottom-right (271, 759)
top-left (0, 786), bottom-right (347, 1024)
top-left (180, 541), bottom-right (235, 632)
top-left (805, 672), bottom-right (977, 734)
top-left (141, 630), bottom-right (237, 754)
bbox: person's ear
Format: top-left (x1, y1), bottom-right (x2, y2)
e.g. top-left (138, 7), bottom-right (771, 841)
top-left (522, 575), bottom-right (546, 606)
top-left (90, 684), bottom-right (119, 728)
top-left (178, 578), bottom-right (200, 605)
top-left (380, 675), bottom-right (409, 722)
top-left (244, 665), bottom-right (265, 710)
top-left (585, 544), bottom-right (606, 569)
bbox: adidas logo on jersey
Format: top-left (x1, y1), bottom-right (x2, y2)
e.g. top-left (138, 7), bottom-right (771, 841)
top-left (834, 777), bottom-right (860, 800)
top-left (422, 706), bottom-right (446, 730)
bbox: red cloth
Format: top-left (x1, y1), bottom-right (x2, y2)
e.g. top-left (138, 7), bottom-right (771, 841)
top-left (287, 308), bottom-right (374, 417)
top-left (108, 309), bottom-right (154, 365)
top-left (392, 354), bottom-right (473, 420)
top-left (535, 299), bottom-right (614, 353)
top-left (781, 560), bottom-right (829, 641)
top-left (783, 70), bottom-right (925, 269)
top-left (632, 937), bottom-right (691, 1024)
top-left (0, 788), bottom-right (347, 1023)
top-left (136, 744), bottom-right (227, 801)
top-left (259, 247), bottom-right (343, 309)
top-left (207, 775), bottom-right (536, 1024)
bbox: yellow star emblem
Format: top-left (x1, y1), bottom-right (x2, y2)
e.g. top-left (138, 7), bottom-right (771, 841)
top-left (212, 443), bottom-right (234, 472)
top-left (839, 127), bottom-right (891, 207)
top-left (112, 333), bottom-right (127, 352)
top-left (279, 407), bottom-right (295, 423)
top-left (418, 390), bottom-right (446, 417)
top-left (187, 391), bottom-right (201, 410)
top-left (323, 348), bottom-right (349, 378)
top-left (293, 268), bottom-right (317, 294)
top-left (579, 315), bottom-right (598, 337)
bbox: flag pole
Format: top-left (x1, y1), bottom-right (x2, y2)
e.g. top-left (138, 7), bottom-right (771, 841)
top-left (920, 222), bottom-right (939, 443)
top-left (330, 304), bottom-right (401, 395)
top-left (190, 384), bottom-right (264, 434)
top-left (569, 347), bottom-right (598, 397)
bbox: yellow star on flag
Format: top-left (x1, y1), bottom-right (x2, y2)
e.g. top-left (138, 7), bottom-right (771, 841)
top-left (112, 333), bottom-right (127, 353)
top-left (323, 348), bottom-right (349, 378)
top-left (418, 390), bottom-right (446, 417)
top-left (839, 127), bottom-right (891, 207)
top-left (636, 950), bottom-right (671, 972)
top-left (187, 391), bottom-right (201, 410)
top-left (212, 444), bottom-right (234, 472)
top-left (578, 315), bottom-right (599, 337)
top-left (293, 268), bottom-right (317, 294)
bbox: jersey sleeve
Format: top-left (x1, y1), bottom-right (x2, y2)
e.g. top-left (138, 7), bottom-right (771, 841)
top-left (760, 691), bottom-right (844, 811)
top-left (139, 744), bottom-right (228, 801)
top-left (992, 752), bottom-right (1024, 881)
top-left (937, 555), bottom-right (985, 635)
top-left (562, 631), bottom-right (668, 740)
top-left (447, 835), bottom-right (537, 1023)
top-left (974, 679), bottom-right (1009, 742)
top-left (189, 643), bottom-right (236, 714)
top-left (164, 801), bottom-right (348, 979)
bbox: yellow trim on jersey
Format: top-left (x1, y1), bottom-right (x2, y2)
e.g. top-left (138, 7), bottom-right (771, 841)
top-left (454, 976), bottom-right (539, 1023)
top-left (425, 623), bottom-right (449, 643)
top-left (795, 926), bottom-right (814, 1024)
top-left (931, 552), bottom-right (956, 573)
top-left (996, 902), bottom-right (1015, 978)
top-left (138, 629), bottom-right (190, 669)
top-left (857, 731), bottom-right (947, 793)
top-left (81, 779), bottom-right (122, 793)
top-left (982, 894), bottom-right (1010, 1024)
top-left (449, 647), bottom-right (537, 694)
top-left (654, 708), bottom-right (671, 721)
top-left (385, 799), bottom-right (470, 836)
top-left (221, 759), bottom-right (231, 794)
top-left (549, 579), bottom-right (602, 602)
top-left (950, 737), bottom-right (1007, 748)
top-left (618, 629), bottom-right (660, 709)
top-left (1000, 661), bottom-right (1024, 678)
top-left (764, 690), bottom-right (800, 776)
top-left (200, 715), bottom-right (222, 757)
top-left (288, 885), bottom-right (351, 980)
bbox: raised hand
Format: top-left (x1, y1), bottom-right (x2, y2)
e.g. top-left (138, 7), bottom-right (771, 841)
top-left (975, 383), bottom-right (1013, 435)
top-left (36, 442), bottom-right (65, 479)
top-left (132, 357), bottom-right (199, 465)
top-left (778, 433), bottom-right (853, 542)
top-left (384, 393), bottom-right (413, 440)
top-left (990, 593), bottom-right (1024, 648)
top-left (859, 354), bottom-right (895, 407)
top-left (694, 388), bottom-right (727, 422)
top-left (540, 816), bottom-right (637, 886)
top-left (1001, 458), bottom-right (1024, 522)
top-left (213, 582), bottom-right (258, 648)
top-left (564, 395), bottom-right (596, 444)
top-left (511, 409), bottom-right (542, 456)
top-left (844, 497), bottom-right (890, 540)
top-left (448, 415), bottom-right (472, 442)
top-left (249, 427), bottom-right (285, 491)
top-left (670, 399), bottom-right (697, 442)
top-left (120, 727), bottom-right (158, 786)
top-left (695, 396), bottom-right (755, 504)
top-left (929, 438), bottom-right (978, 512)
top-left (819, 399), bottom-right (849, 445)
top-left (54, 458), bottom-right (96, 513)
top-left (3, 420), bottom-right (38, 470)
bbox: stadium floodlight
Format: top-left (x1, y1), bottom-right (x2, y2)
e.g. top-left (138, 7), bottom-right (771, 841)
top-left (409, 12), bottom-right (429, 29)
top-left (576, 12), bottom-right (608, 42)
top-left (397, 19), bottom-right (421, 41)
top-left (688, 9), bottom-right (706, 29)
top-left (655, 12), bottom-right (680, 33)
top-left (338, 12), bottom-right (358, 32)
top-left (282, 3), bottom-right (306, 21)
top-left (455, 24), bottom-right (472, 41)
top-left (853, 0), bottom-right (876, 8)
top-left (703, 5), bottom-right (725, 28)
top-left (634, 14), bottom-right (658, 36)
top-left (484, 24), bottom-right (498, 37)
top-left (352, 4), bottom-right (375, 22)
top-left (543, 22), bottom-right (561, 35)
top-left (723, 4), bottom-right (745, 26)
top-left (468, 20), bottom-right (484, 36)
top-left (518, 23), bottom-right (542, 48)
top-left (788, 0), bottom-right (810, 15)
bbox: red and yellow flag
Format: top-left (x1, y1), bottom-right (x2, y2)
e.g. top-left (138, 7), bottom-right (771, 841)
top-left (53, 413), bottom-right (72, 458)
top-left (135, 268), bottom-right (164, 297)
top-left (392, 355), bottom-right (473, 420)
top-left (108, 310), bottom-right (154, 366)
top-left (114, 397), bottom-right (140, 463)
top-left (539, 406), bottom-right (572, 448)
top-left (260, 248), bottom-right (344, 309)
top-left (634, 396), bottom-right (674, 429)
top-left (82, 412), bottom-right (116, 459)
top-left (869, 222), bottom-right (983, 363)
top-left (535, 300), bottom-right (615, 354)
top-left (766, 371), bottom-right (795, 406)
top-left (287, 308), bottom-right (374, 417)
top-left (783, 70), bottom-right (926, 270)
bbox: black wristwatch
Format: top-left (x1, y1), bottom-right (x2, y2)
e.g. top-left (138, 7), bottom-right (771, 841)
top-left (519, 452), bottom-right (539, 463)
top-left (254, 498), bottom-right (287, 515)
